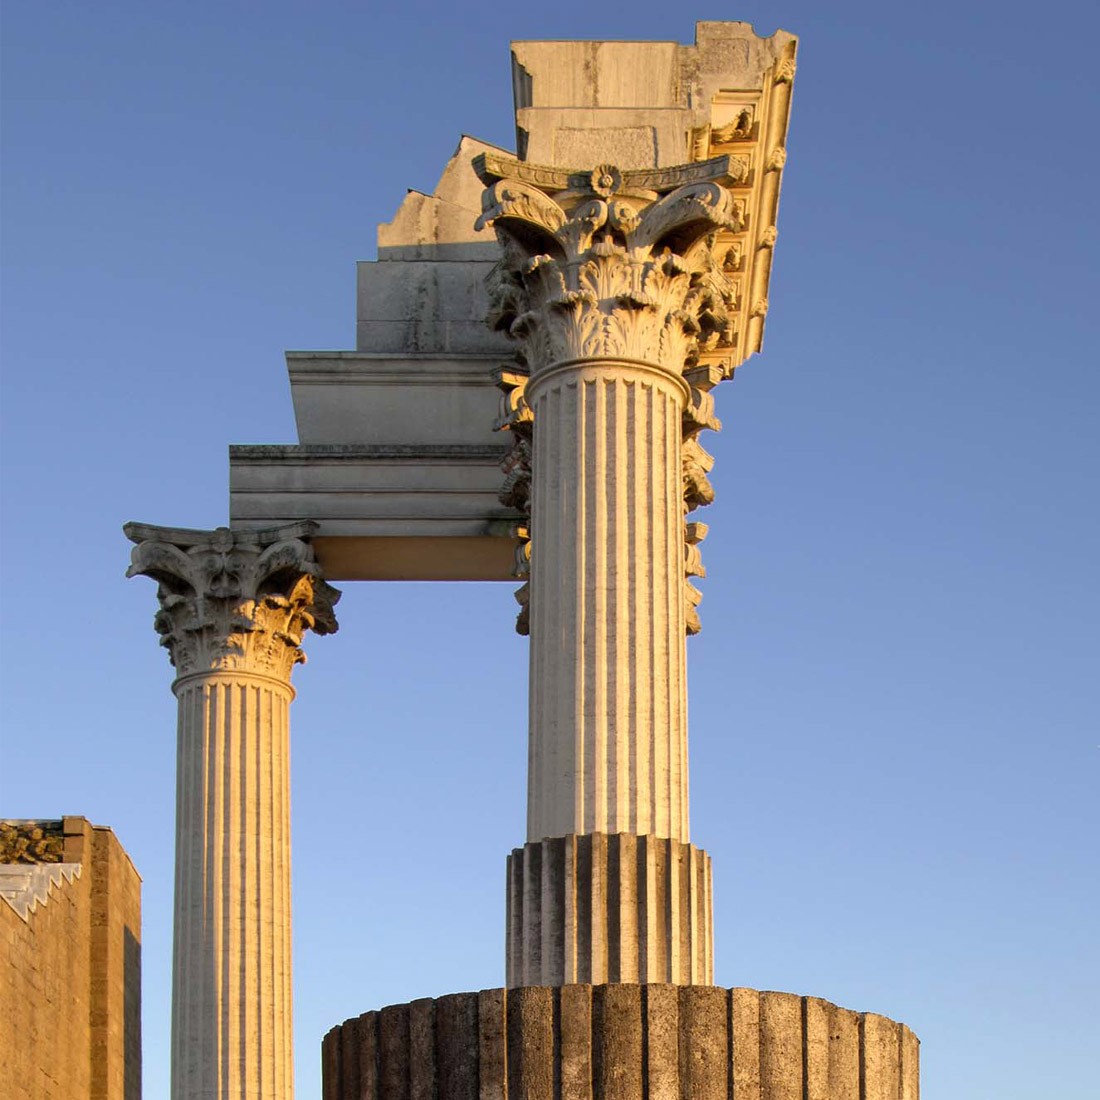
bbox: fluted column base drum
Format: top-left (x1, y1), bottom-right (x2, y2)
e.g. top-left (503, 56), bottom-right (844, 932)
top-left (507, 833), bottom-right (713, 987)
top-left (322, 985), bottom-right (919, 1100)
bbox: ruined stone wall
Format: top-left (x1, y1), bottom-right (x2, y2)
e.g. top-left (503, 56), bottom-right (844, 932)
top-left (323, 984), bottom-right (919, 1100)
top-left (0, 817), bottom-right (141, 1099)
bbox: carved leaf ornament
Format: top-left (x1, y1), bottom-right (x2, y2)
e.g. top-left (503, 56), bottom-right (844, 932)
top-left (125, 524), bottom-right (340, 681)
top-left (477, 166), bottom-right (742, 375)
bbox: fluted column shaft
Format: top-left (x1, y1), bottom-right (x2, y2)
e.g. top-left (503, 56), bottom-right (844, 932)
top-left (478, 159), bottom-right (746, 986)
top-left (527, 360), bottom-right (689, 843)
top-left (125, 521), bottom-right (339, 1099)
top-left (172, 671), bottom-right (294, 1100)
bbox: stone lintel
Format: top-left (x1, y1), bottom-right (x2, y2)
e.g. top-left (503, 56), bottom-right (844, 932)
top-left (229, 444), bottom-right (522, 581)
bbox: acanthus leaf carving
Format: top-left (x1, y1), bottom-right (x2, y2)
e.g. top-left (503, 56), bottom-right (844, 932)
top-left (480, 163), bottom-right (741, 377)
top-left (125, 524), bottom-right (341, 682)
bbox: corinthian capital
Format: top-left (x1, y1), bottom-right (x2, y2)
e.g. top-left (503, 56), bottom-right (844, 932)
top-left (124, 521), bottom-right (340, 683)
top-left (475, 155), bottom-right (743, 376)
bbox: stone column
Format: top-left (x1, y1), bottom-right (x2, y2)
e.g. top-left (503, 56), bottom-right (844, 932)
top-left (478, 157), bottom-right (743, 985)
top-left (125, 521), bottom-right (340, 1100)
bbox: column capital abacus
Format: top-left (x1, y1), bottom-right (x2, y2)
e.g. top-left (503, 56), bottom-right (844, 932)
top-left (124, 521), bottom-right (340, 683)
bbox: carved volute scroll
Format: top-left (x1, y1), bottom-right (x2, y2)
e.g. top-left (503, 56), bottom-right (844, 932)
top-left (476, 156), bottom-right (745, 379)
top-left (124, 521), bottom-right (341, 683)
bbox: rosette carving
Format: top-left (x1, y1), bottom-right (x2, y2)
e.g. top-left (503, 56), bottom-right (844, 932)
top-left (124, 522), bottom-right (340, 682)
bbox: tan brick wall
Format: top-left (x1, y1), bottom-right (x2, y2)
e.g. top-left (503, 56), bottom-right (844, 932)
top-left (1, 818), bottom-right (141, 1099)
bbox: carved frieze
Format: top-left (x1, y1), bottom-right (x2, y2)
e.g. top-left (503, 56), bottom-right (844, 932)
top-left (124, 522), bottom-right (340, 683)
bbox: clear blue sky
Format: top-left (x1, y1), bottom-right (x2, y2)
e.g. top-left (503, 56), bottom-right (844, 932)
top-left (2, 2), bottom-right (1097, 1097)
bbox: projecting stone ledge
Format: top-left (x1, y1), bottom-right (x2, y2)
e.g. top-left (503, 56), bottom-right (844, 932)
top-left (322, 985), bottom-right (919, 1099)
top-left (229, 443), bottom-right (523, 581)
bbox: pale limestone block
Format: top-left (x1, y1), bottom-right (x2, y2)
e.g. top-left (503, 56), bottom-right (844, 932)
top-left (287, 352), bottom-right (503, 447)
top-left (511, 41), bottom-right (680, 109)
top-left (558, 984), bottom-right (593, 1098)
top-left (378, 135), bottom-right (507, 261)
top-left (551, 121), bottom-right (659, 169)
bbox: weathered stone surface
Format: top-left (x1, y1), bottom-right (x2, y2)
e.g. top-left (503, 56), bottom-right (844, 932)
top-left (436, 993), bottom-right (479, 1100)
top-left (512, 23), bottom-right (796, 173)
top-left (323, 986), bottom-right (919, 1100)
top-left (377, 134), bottom-right (502, 263)
top-left (357, 135), bottom-right (512, 356)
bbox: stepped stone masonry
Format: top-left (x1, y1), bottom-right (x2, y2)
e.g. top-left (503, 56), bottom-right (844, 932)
top-left (1, 817), bottom-right (141, 1100)
top-left (125, 523), bottom-right (339, 1100)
